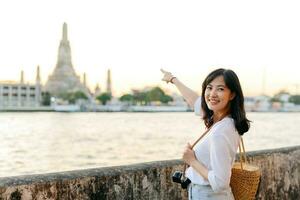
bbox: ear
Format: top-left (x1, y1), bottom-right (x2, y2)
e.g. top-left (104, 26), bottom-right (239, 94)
top-left (230, 92), bottom-right (236, 100)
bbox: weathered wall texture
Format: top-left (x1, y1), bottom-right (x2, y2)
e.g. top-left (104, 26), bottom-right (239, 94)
top-left (0, 146), bottom-right (299, 200)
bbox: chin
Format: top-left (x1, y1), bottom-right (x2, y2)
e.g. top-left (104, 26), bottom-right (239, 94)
top-left (207, 102), bottom-right (217, 109)
top-left (207, 104), bottom-right (225, 113)
top-left (207, 105), bottom-right (218, 112)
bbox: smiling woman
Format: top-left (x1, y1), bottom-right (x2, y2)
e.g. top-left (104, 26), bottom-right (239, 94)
top-left (200, 69), bottom-right (250, 134)
top-left (203, 76), bottom-right (235, 123)
top-left (161, 68), bottom-right (250, 200)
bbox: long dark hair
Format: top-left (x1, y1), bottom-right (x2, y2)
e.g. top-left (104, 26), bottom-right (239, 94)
top-left (201, 68), bottom-right (250, 135)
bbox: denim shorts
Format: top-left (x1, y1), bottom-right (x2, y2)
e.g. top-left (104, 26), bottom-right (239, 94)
top-left (188, 183), bottom-right (235, 200)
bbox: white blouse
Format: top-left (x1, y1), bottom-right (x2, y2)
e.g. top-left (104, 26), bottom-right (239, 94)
top-left (185, 97), bottom-right (241, 192)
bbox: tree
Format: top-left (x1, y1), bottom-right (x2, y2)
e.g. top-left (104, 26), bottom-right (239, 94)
top-left (41, 92), bottom-right (51, 106)
top-left (97, 92), bottom-right (112, 105)
top-left (61, 91), bottom-right (88, 104)
top-left (160, 95), bottom-right (173, 104)
top-left (131, 87), bottom-right (173, 105)
top-left (133, 91), bottom-right (149, 105)
top-left (70, 91), bottom-right (88, 103)
top-left (289, 95), bottom-right (300, 105)
top-left (119, 94), bottom-right (134, 104)
top-left (270, 97), bottom-right (281, 103)
top-left (73, 91), bottom-right (88, 100)
top-left (147, 87), bottom-right (165, 102)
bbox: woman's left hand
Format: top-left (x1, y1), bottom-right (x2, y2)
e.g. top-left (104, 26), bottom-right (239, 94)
top-left (182, 143), bottom-right (197, 165)
top-left (160, 69), bottom-right (174, 83)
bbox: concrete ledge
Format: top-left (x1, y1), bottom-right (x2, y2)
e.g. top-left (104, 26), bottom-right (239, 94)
top-left (0, 146), bottom-right (299, 200)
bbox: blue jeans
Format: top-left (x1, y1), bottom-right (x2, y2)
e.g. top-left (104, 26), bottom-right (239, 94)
top-left (188, 183), bottom-right (235, 200)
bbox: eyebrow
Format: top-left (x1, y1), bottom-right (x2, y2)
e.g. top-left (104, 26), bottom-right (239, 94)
top-left (207, 83), bottom-right (226, 87)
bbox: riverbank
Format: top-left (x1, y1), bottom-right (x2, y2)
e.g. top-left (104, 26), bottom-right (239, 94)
top-left (0, 106), bottom-right (54, 112)
top-left (1, 105), bottom-right (300, 112)
top-left (0, 105), bottom-right (191, 112)
top-left (0, 145), bottom-right (299, 199)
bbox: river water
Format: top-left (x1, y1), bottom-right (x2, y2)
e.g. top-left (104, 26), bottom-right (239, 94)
top-left (0, 112), bottom-right (299, 177)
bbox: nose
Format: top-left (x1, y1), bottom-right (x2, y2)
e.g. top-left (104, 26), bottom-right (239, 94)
top-left (209, 88), bottom-right (218, 97)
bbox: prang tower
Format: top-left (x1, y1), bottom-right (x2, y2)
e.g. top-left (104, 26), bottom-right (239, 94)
top-left (45, 23), bottom-right (88, 97)
top-left (106, 69), bottom-right (112, 95)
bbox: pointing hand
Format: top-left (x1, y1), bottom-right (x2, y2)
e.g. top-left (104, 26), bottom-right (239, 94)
top-left (160, 68), bottom-right (175, 83)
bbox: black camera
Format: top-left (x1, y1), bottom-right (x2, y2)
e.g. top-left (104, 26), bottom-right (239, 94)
top-left (172, 171), bottom-right (191, 189)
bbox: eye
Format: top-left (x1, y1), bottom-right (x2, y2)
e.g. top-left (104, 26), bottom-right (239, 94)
top-left (217, 88), bottom-right (224, 91)
top-left (206, 86), bottom-right (212, 90)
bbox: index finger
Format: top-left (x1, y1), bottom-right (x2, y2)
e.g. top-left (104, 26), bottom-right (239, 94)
top-left (160, 68), bottom-right (167, 74)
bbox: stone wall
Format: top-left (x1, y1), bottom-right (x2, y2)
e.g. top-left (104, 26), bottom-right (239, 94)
top-left (0, 145), bottom-right (299, 200)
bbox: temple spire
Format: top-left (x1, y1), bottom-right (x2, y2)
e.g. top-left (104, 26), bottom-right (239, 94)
top-left (36, 65), bottom-right (41, 84)
top-left (20, 70), bottom-right (24, 84)
top-left (94, 83), bottom-right (101, 97)
top-left (56, 22), bottom-right (73, 67)
top-left (63, 22), bottom-right (68, 41)
top-left (83, 73), bottom-right (86, 87)
top-left (45, 22), bottom-right (89, 97)
top-left (106, 69), bottom-right (112, 95)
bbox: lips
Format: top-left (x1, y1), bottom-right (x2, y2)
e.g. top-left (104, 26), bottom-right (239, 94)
top-left (209, 99), bottom-right (220, 105)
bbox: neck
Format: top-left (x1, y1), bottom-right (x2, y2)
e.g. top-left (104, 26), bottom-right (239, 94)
top-left (213, 113), bottom-right (223, 122)
top-left (213, 109), bottom-right (230, 122)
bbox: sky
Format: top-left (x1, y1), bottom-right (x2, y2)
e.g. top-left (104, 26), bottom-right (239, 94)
top-left (0, 0), bottom-right (300, 96)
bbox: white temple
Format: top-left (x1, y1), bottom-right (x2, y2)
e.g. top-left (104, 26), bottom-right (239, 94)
top-left (44, 23), bottom-right (89, 97)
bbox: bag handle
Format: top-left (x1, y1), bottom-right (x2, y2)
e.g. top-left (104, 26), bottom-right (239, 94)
top-left (238, 137), bottom-right (247, 170)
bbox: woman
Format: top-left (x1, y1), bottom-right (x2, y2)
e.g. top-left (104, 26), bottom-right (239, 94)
top-left (161, 68), bottom-right (250, 200)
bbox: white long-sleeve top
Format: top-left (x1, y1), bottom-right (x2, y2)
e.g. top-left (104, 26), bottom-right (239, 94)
top-left (185, 97), bottom-right (241, 192)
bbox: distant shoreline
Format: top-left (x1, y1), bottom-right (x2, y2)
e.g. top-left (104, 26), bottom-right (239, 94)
top-left (0, 109), bottom-right (299, 113)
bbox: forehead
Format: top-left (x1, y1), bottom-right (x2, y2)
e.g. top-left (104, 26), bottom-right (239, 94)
top-left (208, 75), bottom-right (226, 86)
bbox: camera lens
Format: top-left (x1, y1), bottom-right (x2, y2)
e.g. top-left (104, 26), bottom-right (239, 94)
top-left (172, 171), bottom-right (182, 183)
top-left (181, 178), bottom-right (191, 189)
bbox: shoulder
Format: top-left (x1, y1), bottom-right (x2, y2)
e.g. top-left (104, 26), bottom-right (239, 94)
top-left (194, 96), bottom-right (202, 116)
top-left (209, 117), bottom-right (240, 150)
top-left (210, 117), bottom-right (237, 138)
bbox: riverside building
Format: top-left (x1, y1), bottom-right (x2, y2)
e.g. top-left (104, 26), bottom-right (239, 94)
top-left (0, 67), bottom-right (42, 108)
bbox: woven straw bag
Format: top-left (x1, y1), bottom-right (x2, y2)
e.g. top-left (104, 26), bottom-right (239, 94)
top-left (230, 138), bottom-right (261, 200)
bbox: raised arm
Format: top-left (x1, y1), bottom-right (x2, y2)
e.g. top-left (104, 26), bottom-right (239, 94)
top-left (160, 69), bottom-right (199, 108)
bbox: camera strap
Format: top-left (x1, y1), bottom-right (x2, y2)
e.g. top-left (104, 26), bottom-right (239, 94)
top-left (183, 114), bottom-right (228, 178)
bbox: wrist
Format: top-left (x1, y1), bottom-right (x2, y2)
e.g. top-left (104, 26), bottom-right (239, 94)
top-left (190, 159), bottom-right (198, 167)
top-left (170, 77), bottom-right (177, 84)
